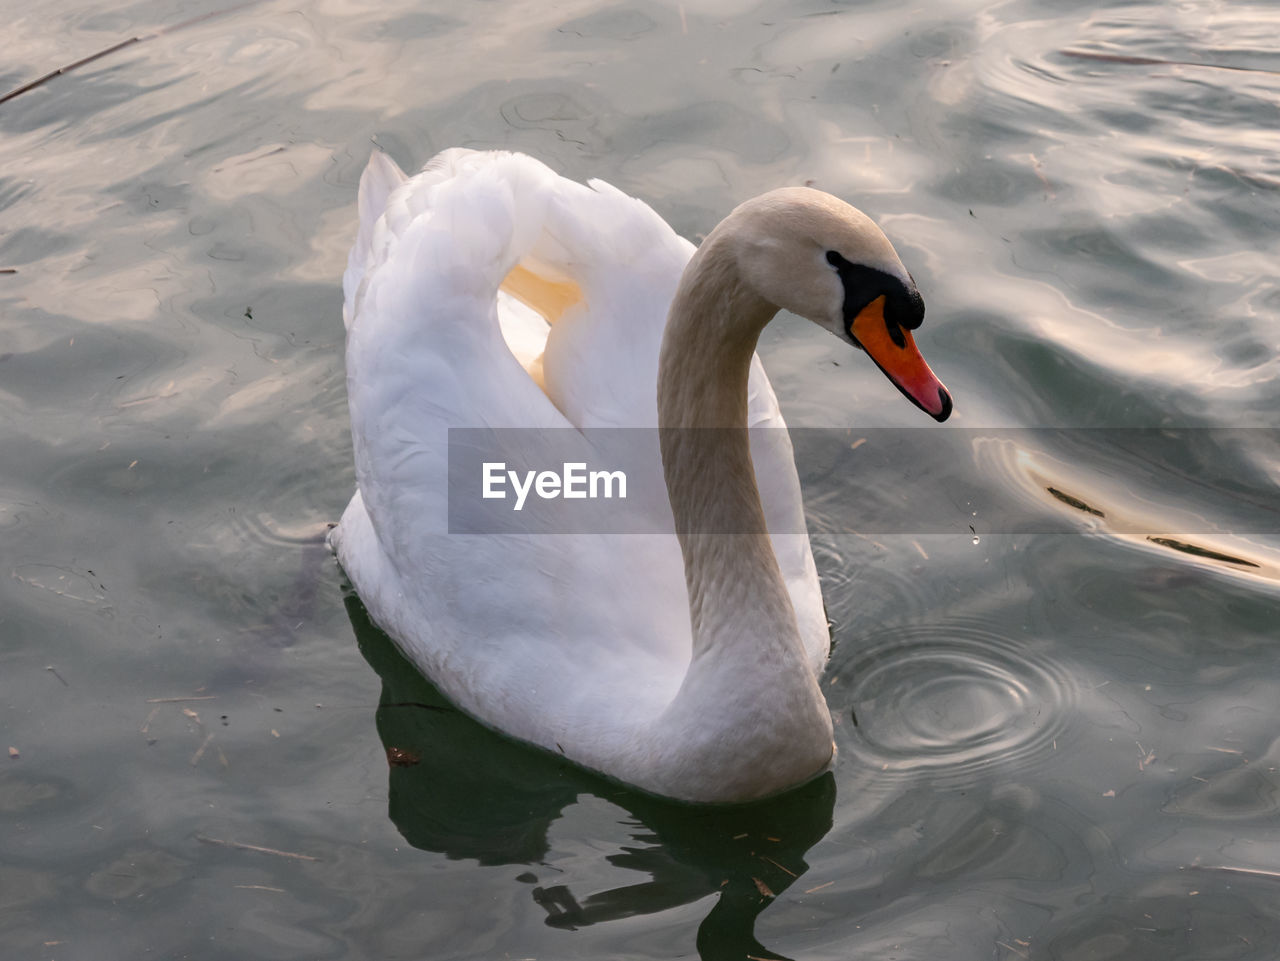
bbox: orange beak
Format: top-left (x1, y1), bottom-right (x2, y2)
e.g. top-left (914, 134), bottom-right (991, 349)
top-left (849, 296), bottom-right (952, 421)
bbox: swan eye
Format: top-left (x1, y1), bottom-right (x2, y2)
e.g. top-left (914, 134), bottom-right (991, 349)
top-left (824, 250), bottom-right (924, 338)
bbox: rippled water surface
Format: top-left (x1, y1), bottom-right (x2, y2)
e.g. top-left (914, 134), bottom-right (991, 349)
top-left (3, 1), bottom-right (1278, 958)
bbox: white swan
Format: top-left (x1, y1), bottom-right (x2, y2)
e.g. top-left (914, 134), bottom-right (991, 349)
top-left (330, 149), bottom-right (951, 803)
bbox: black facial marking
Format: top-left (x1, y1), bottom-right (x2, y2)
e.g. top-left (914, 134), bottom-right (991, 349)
top-left (825, 250), bottom-right (924, 346)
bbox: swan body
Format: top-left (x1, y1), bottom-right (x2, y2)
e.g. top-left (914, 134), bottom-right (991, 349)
top-left (331, 149), bottom-right (950, 802)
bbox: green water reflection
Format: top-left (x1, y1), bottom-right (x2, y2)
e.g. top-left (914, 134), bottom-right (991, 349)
top-left (1, 0), bottom-right (1278, 958)
top-left (353, 591), bottom-right (835, 961)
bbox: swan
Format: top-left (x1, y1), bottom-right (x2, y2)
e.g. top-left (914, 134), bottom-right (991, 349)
top-left (330, 149), bottom-right (951, 803)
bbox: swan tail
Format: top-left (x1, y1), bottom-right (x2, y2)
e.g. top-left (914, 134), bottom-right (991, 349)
top-left (342, 151), bottom-right (409, 329)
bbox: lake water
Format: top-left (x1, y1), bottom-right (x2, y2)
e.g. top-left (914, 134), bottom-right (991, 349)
top-left (2, 0), bottom-right (1278, 958)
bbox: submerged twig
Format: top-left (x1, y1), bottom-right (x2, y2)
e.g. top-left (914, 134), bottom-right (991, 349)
top-left (1191, 864), bottom-right (1280, 882)
top-left (189, 732), bottom-right (215, 766)
top-left (0, 0), bottom-right (269, 107)
top-left (0, 38), bottom-right (141, 106)
top-left (1061, 48), bottom-right (1280, 78)
top-left (195, 834), bottom-right (319, 861)
top-left (759, 854), bottom-right (798, 878)
top-left (139, 705), bottom-right (162, 736)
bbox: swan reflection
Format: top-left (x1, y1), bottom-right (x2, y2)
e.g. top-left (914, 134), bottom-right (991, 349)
top-left (348, 591), bottom-right (835, 961)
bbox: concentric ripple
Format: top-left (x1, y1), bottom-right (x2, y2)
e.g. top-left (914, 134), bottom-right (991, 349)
top-left (841, 623), bottom-right (1081, 787)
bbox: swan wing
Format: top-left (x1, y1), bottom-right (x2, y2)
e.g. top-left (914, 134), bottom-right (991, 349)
top-left (333, 152), bottom-right (695, 751)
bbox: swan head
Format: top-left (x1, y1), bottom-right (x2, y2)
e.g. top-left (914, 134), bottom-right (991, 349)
top-left (724, 187), bottom-right (952, 421)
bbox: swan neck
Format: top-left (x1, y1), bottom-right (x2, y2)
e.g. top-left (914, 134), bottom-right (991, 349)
top-left (656, 235), bottom-right (795, 649)
top-left (643, 232), bottom-right (832, 801)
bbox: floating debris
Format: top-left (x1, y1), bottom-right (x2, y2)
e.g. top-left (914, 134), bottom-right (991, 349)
top-left (386, 746), bottom-right (421, 767)
top-left (1060, 48), bottom-right (1280, 78)
top-left (1148, 537), bottom-right (1260, 568)
top-left (195, 834), bottom-right (319, 861)
top-left (1047, 486), bottom-right (1105, 517)
top-left (140, 706), bottom-right (162, 735)
top-left (0, 0), bottom-right (271, 106)
top-left (759, 854), bottom-right (797, 878)
top-left (190, 732), bottom-right (214, 767)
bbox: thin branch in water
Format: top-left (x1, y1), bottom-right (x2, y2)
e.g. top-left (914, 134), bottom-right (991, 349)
top-left (759, 854), bottom-right (798, 878)
top-left (1061, 48), bottom-right (1280, 77)
top-left (189, 732), bottom-right (215, 766)
top-left (195, 834), bottom-right (320, 861)
top-left (0, 0), bottom-right (270, 107)
top-left (139, 705), bottom-right (162, 735)
top-left (0, 38), bottom-right (142, 106)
